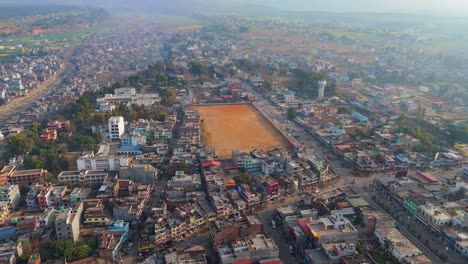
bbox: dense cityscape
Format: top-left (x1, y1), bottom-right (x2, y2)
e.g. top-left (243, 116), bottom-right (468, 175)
top-left (0, 1), bottom-right (467, 264)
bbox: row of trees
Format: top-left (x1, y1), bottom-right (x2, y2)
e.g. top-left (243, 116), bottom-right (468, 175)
top-left (397, 116), bottom-right (467, 152)
top-left (4, 122), bottom-right (69, 174)
top-left (398, 120), bottom-right (441, 153)
top-left (39, 238), bottom-right (99, 261)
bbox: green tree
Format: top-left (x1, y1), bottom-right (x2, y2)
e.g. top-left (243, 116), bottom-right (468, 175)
top-left (161, 88), bottom-right (177, 106)
top-left (67, 135), bottom-right (96, 151)
top-left (189, 62), bottom-right (208, 76)
top-left (5, 133), bottom-right (36, 158)
top-left (352, 128), bottom-right (366, 139)
top-left (233, 173), bottom-right (253, 185)
top-left (175, 162), bottom-right (191, 174)
top-left (287, 107), bottom-right (298, 120)
top-left (263, 80), bottom-right (272, 91)
top-left (19, 184), bottom-right (31, 196)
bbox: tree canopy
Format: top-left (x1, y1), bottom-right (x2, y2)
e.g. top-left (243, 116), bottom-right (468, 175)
top-left (233, 173), bottom-right (253, 185)
top-left (161, 88), bottom-right (177, 106)
top-left (287, 107), bottom-right (298, 120)
top-left (39, 238), bottom-right (98, 261)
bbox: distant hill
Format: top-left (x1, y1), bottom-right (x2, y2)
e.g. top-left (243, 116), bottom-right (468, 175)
top-left (0, 0), bottom-right (467, 16)
top-left (0, 5), bottom-right (89, 19)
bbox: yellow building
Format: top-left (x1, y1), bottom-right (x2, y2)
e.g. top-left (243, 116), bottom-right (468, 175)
top-left (454, 143), bottom-right (468, 157)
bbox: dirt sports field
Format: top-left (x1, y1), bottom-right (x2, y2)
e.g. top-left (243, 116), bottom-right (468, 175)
top-left (193, 104), bottom-right (293, 159)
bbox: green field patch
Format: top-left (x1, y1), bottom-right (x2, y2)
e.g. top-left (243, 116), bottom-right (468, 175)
top-left (326, 30), bottom-right (373, 40)
top-left (176, 24), bottom-right (203, 31)
top-left (0, 27), bottom-right (105, 47)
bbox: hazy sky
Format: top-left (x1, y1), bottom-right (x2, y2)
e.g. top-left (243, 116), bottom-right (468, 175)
top-left (254, 0), bottom-right (468, 15)
top-left (1, 0), bottom-right (467, 16)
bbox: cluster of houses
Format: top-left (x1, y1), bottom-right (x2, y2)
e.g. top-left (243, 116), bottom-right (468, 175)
top-left (0, 155), bottom-right (153, 262)
top-left (89, 114), bottom-right (175, 161)
top-left (0, 27), bottom-right (169, 143)
top-left (286, 98), bottom-right (466, 175)
top-left (267, 181), bottom-right (438, 264)
top-left (0, 56), bottom-right (62, 99)
top-left (231, 147), bottom-right (336, 195)
top-left (375, 172), bottom-right (468, 259)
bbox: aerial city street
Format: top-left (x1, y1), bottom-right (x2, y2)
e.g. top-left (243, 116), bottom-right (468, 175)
top-left (0, 1), bottom-right (467, 264)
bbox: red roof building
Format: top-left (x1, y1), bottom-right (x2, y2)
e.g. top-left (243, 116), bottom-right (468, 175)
top-left (258, 258), bottom-right (283, 264)
top-left (40, 129), bottom-right (58, 141)
top-left (202, 160), bottom-right (221, 168)
top-left (413, 171), bottom-right (439, 184)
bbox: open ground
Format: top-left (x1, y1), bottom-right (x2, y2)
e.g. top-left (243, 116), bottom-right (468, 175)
top-left (193, 104), bottom-right (293, 159)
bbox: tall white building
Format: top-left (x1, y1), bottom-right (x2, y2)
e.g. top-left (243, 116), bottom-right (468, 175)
top-left (318, 80), bottom-right (327, 99)
top-left (109, 116), bottom-right (125, 140)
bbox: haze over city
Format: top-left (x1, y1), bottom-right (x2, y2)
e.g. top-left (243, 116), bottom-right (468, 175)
top-left (0, 1), bottom-right (466, 264)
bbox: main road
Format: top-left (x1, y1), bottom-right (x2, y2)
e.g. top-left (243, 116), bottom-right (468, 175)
top-left (0, 63), bottom-right (73, 125)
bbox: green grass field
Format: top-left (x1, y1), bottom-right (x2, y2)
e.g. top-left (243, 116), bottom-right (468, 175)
top-left (0, 27), bottom-right (105, 58)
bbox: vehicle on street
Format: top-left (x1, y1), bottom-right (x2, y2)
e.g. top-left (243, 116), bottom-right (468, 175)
top-left (289, 246), bottom-right (295, 256)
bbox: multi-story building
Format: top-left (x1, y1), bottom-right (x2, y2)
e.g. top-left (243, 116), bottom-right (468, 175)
top-left (69, 188), bottom-right (91, 206)
top-left (255, 174), bottom-right (280, 199)
top-left (121, 133), bottom-right (146, 146)
top-left (83, 199), bottom-right (112, 226)
top-left (351, 111), bottom-right (368, 123)
top-left (0, 241), bottom-right (24, 263)
top-left (98, 221), bottom-right (130, 260)
top-left (40, 129), bottom-right (58, 142)
top-left (155, 222), bottom-right (172, 246)
top-left (97, 101), bottom-right (116, 112)
top-left (112, 180), bottom-right (150, 221)
top-left (37, 185), bottom-right (53, 209)
top-left (26, 187), bottom-right (40, 210)
top-left (415, 202), bottom-right (452, 233)
top-left (58, 170), bottom-right (109, 184)
top-left (118, 165), bottom-right (158, 185)
top-left (210, 194), bottom-right (234, 218)
top-left (0, 165), bottom-right (15, 185)
top-left (167, 171), bottom-right (201, 192)
top-left (285, 161), bottom-right (301, 177)
top-left (307, 214), bottom-right (359, 247)
top-left (217, 234), bottom-right (279, 264)
top-left (0, 185), bottom-right (21, 211)
top-left (232, 150), bottom-right (261, 173)
top-left (96, 87), bottom-right (160, 112)
top-left (47, 120), bottom-right (71, 131)
top-left (109, 116), bottom-right (125, 140)
top-left (55, 203), bottom-right (84, 242)
top-left (76, 143), bottom-right (130, 171)
top-left (47, 186), bottom-right (67, 208)
top-left (318, 80), bottom-right (326, 99)
top-left (375, 227), bottom-right (423, 263)
top-left (210, 215), bottom-right (264, 246)
top-left (39, 208), bottom-right (59, 228)
top-left (9, 169), bottom-right (47, 185)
